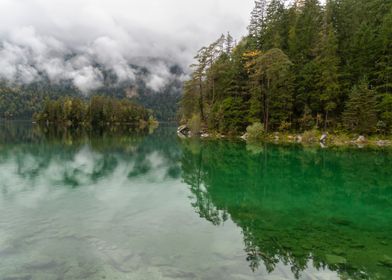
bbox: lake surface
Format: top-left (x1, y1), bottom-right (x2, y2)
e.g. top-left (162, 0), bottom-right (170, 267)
top-left (0, 122), bottom-right (391, 280)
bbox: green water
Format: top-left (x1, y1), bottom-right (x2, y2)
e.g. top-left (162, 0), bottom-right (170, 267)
top-left (0, 123), bottom-right (391, 280)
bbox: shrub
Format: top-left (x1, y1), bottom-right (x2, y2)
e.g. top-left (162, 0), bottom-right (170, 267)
top-left (246, 122), bottom-right (265, 141)
top-left (279, 121), bottom-right (292, 132)
top-left (302, 130), bottom-right (319, 143)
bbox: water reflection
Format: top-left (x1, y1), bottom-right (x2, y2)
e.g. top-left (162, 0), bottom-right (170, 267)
top-left (0, 123), bottom-right (391, 279)
top-left (180, 139), bottom-right (392, 279)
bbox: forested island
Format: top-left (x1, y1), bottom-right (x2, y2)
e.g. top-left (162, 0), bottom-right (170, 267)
top-left (179, 0), bottom-right (392, 142)
top-left (34, 96), bottom-right (157, 128)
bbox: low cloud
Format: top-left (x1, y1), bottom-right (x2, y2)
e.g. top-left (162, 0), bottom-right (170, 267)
top-left (0, 0), bottom-right (253, 92)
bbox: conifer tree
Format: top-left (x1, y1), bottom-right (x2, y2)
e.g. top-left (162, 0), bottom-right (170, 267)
top-left (315, 0), bottom-right (341, 128)
top-left (343, 82), bottom-right (378, 134)
top-left (248, 0), bottom-right (267, 49)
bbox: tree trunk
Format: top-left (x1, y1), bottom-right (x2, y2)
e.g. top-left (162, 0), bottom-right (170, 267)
top-left (199, 77), bottom-right (205, 121)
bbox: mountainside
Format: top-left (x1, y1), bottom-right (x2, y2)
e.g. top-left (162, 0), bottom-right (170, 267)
top-left (0, 63), bottom-right (183, 121)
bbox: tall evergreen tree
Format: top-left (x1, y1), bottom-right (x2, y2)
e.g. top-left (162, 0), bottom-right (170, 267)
top-left (343, 82), bottom-right (378, 134)
top-left (314, 0), bottom-right (341, 128)
top-left (248, 0), bottom-right (267, 49)
top-left (248, 48), bottom-right (293, 132)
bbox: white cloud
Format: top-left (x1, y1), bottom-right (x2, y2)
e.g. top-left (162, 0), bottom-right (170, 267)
top-left (0, 0), bottom-right (254, 92)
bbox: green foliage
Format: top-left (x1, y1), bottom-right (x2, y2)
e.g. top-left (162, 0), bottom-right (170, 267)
top-left (34, 96), bottom-right (154, 128)
top-left (212, 97), bottom-right (247, 133)
top-left (302, 129), bottom-right (320, 143)
top-left (343, 83), bottom-right (378, 134)
top-left (179, 0), bottom-right (392, 135)
top-left (246, 122), bottom-right (265, 141)
top-left (248, 48), bottom-right (294, 132)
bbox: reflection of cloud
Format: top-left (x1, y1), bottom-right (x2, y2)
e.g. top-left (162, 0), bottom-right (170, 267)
top-left (0, 145), bottom-right (177, 209)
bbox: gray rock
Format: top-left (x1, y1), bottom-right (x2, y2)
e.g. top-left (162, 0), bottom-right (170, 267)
top-left (177, 125), bottom-right (190, 137)
top-left (356, 135), bottom-right (366, 143)
top-left (377, 140), bottom-right (390, 147)
top-left (379, 255), bottom-right (392, 267)
top-left (241, 133), bottom-right (248, 140)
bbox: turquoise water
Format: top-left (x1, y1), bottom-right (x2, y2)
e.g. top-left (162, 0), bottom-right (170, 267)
top-left (0, 123), bottom-right (391, 279)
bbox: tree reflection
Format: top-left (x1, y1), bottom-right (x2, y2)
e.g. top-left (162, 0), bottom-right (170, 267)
top-left (180, 139), bottom-right (392, 279)
top-left (0, 123), bottom-right (181, 189)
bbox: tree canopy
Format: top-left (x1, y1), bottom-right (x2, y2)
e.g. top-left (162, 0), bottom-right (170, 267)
top-left (179, 0), bottom-right (392, 135)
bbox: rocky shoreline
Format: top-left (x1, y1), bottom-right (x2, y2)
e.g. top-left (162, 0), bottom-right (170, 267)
top-left (177, 125), bottom-right (392, 148)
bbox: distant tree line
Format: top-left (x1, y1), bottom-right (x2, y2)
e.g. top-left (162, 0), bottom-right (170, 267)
top-left (34, 96), bottom-right (156, 127)
top-left (0, 66), bottom-right (183, 121)
top-left (179, 0), bottom-right (392, 135)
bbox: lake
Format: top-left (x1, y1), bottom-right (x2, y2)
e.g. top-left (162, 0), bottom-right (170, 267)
top-left (0, 122), bottom-right (391, 280)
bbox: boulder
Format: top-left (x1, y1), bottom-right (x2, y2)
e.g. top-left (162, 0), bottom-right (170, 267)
top-left (241, 133), bottom-right (248, 140)
top-left (177, 125), bottom-right (190, 137)
top-left (295, 135), bottom-right (302, 143)
top-left (320, 133), bottom-right (328, 143)
top-left (377, 140), bottom-right (390, 147)
top-left (379, 255), bottom-right (392, 267)
top-left (356, 135), bottom-right (366, 143)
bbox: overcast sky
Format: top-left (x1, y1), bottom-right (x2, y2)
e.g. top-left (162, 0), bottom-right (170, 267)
top-left (0, 0), bottom-right (254, 91)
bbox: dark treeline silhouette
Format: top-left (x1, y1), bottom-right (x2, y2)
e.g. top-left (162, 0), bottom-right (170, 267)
top-left (179, 0), bottom-right (392, 135)
top-left (33, 96), bottom-right (156, 128)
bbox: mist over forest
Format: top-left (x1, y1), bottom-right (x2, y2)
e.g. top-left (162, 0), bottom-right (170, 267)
top-left (0, 0), bottom-right (253, 120)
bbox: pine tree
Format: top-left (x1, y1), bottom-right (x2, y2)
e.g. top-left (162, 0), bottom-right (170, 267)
top-left (315, 0), bottom-right (341, 129)
top-left (225, 32), bottom-right (234, 55)
top-left (291, 0), bottom-right (322, 64)
top-left (263, 0), bottom-right (286, 50)
top-left (248, 0), bottom-right (267, 49)
top-left (248, 48), bottom-right (293, 132)
top-left (191, 47), bottom-right (210, 121)
top-left (343, 82), bottom-right (378, 134)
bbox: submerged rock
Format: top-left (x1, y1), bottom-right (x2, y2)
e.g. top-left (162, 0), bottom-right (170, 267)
top-left (325, 254), bottom-right (347, 266)
top-left (330, 217), bottom-right (351, 226)
top-left (356, 135), bottom-right (366, 143)
top-left (379, 255), bottom-right (392, 267)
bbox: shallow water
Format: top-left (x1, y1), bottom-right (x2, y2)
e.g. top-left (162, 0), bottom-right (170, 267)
top-left (0, 123), bottom-right (391, 280)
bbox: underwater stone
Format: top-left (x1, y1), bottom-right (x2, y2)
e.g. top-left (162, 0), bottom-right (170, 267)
top-left (325, 254), bottom-right (347, 265)
top-left (332, 248), bottom-right (345, 256)
top-left (379, 255), bottom-right (392, 267)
